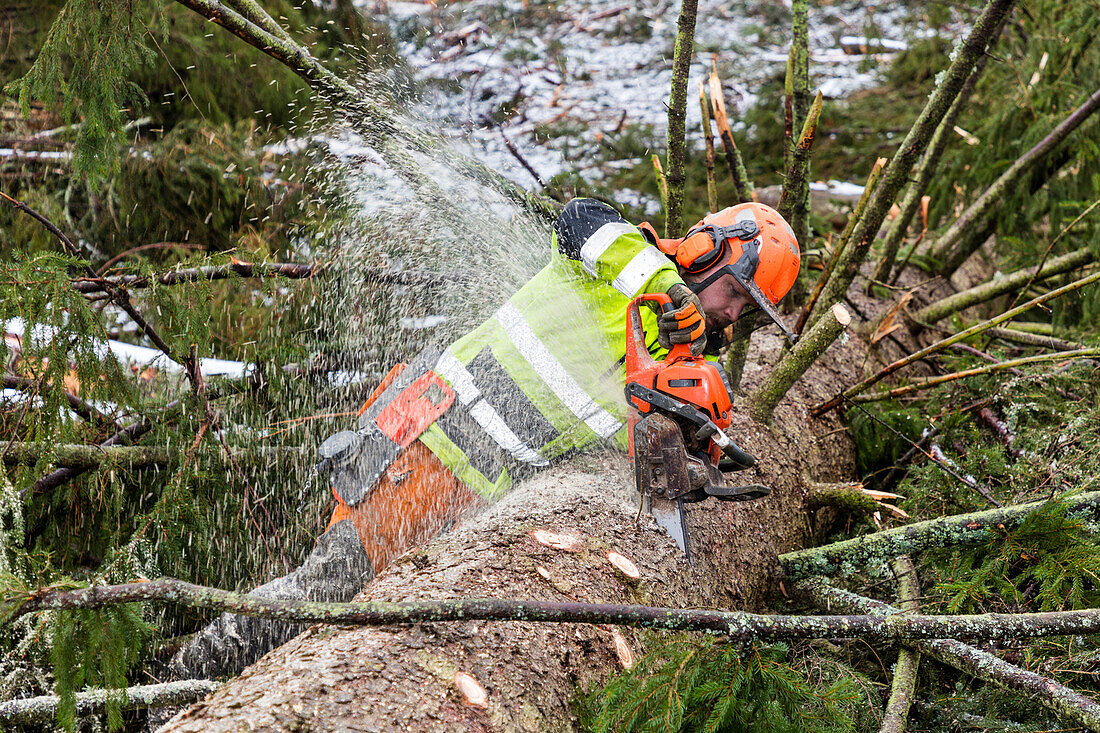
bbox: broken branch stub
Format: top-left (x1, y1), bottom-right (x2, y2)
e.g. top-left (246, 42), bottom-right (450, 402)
top-left (748, 303), bottom-right (850, 423)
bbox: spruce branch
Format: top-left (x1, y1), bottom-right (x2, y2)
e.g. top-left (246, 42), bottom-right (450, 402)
top-left (813, 268), bottom-right (1100, 415)
top-left (1, 442), bottom-right (172, 470)
top-left (796, 579), bottom-right (1100, 732)
top-left (779, 491), bottom-right (1100, 581)
top-left (849, 347), bottom-right (1100, 404)
top-left (869, 10), bottom-right (1008, 286)
top-left (0, 680), bottom-right (220, 727)
top-left (879, 557), bottom-right (921, 733)
top-left (662, 0), bottom-right (699, 237)
top-left (13, 577), bottom-right (1100, 644)
top-left (169, 0), bottom-right (560, 221)
top-left (1, 375), bottom-right (119, 430)
top-left (913, 249), bottom-right (1095, 323)
top-left (930, 86), bottom-right (1100, 276)
top-left (748, 303), bottom-right (850, 423)
top-left (809, 0), bottom-right (1018, 324)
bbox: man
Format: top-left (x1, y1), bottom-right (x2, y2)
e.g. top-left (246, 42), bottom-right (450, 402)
top-left (171, 197), bottom-right (800, 679)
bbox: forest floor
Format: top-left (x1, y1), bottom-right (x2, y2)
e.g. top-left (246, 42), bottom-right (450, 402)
top-left (358, 0), bottom-right (953, 213)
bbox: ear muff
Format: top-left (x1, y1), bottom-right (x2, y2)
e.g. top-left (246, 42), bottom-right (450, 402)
top-left (677, 228), bottom-right (726, 273)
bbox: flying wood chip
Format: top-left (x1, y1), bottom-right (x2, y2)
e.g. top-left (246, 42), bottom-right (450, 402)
top-left (453, 671), bottom-right (488, 709)
top-left (611, 630), bottom-right (634, 669)
top-left (531, 529), bottom-right (583, 552)
top-left (606, 551), bottom-right (641, 579)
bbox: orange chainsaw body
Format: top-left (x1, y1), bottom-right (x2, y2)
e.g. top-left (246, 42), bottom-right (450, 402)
top-left (625, 293), bottom-right (732, 465)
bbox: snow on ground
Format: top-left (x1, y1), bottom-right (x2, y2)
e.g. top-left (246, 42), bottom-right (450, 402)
top-left (358, 0), bottom-right (950, 192)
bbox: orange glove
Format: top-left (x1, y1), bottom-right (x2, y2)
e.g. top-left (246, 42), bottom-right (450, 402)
top-left (658, 283), bottom-right (707, 356)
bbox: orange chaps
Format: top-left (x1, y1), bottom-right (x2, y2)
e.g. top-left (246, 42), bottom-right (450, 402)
top-left (327, 440), bottom-right (482, 574)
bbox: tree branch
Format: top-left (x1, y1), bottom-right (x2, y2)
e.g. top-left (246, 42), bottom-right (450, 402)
top-left (912, 249), bottom-right (1094, 324)
top-left (779, 490), bottom-right (1100, 581)
top-left (930, 86), bottom-right (1100, 275)
top-left (708, 63), bottom-right (752, 202)
top-left (777, 91), bottom-right (823, 246)
top-left (1, 442), bottom-right (172, 470)
top-left (796, 578), bottom-right (1100, 732)
top-left (869, 10), bottom-right (1008, 286)
top-left (14, 577), bottom-right (1100, 645)
top-left (985, 325), bottom-right (1085, 352)
top-left (71, 262), bottom-right (329, 295)
top-left (0, 680), bottom-right (220, 727)
top-left (797, 158), bottom-right (886, 334)
top-left (748, 303), bottom-right (850, 422)
top-left (662, 0), bottom-right (699, 236)
top-left (809, 0), bottom-right (1018, 323)
top-left (813, 268), bottom-right (1100, 415)
top-left (1, 375), bottom-right (118, 429)
top-left (849, 347), bottom-right (1100, 404)
top-left (879, 556), bottom-right (921, 733)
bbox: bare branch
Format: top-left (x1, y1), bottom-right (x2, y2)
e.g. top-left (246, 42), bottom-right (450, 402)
top-left (0, 680), bottom-right (220, 727)
top-left (662, 0), bottom-right (699, 236)
top-left (780, 490), bottom-right (1100, 581)
top-left (850, 347), bottom-right (1100, 404)
top-left (10, 577), bottom-right (1100, 645)
top-left (2, 442), bottom-right (172, 470)
top-left (813, 268), bottom-right (1100, 415)
top-left (879, 556), bottom-right (921, 733)
top-left (914, 249), bottom-right (1095, 324)
top-left (796, 578), bottom-right (1100, 732)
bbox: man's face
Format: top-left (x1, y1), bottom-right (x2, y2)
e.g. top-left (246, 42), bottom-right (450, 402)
top-left (694, 272), bottom-right (755, 331)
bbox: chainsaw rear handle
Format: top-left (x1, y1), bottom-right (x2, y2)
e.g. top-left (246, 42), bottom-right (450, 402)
top-left (626, 293), bottom-right (694, 375)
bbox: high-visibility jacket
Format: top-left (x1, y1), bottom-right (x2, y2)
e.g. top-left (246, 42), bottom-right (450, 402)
top-left (418, 198), bottom-right (688, 499)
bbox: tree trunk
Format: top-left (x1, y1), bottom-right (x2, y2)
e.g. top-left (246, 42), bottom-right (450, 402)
top-left (159, 330), bottom-right (865, 732)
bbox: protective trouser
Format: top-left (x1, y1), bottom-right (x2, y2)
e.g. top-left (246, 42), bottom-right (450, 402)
top-left (327, 439), bottom-right (483, 573)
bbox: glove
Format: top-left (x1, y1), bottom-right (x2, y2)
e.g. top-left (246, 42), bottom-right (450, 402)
top-left (658, 283), bottom-right (707, 356)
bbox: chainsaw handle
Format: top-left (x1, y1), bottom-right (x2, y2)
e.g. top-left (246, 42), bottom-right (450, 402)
top-left (626, 293), bottom-right (694, 376)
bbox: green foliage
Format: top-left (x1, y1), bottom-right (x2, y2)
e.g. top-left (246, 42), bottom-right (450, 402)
top-left (845, 401), bottom-right (925, 487)
top-left (50, 601), bottom-right (154, 731)
top-left (578, 638), bottom-right (868, 733)
top-left (931, 493), bottom-right (1100, 613)
top-left (6, 0), bottom-right (158, 182)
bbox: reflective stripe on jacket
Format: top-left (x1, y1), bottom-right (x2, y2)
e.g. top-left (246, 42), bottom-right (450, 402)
top-left (416, 199), bottom-right (687, 499)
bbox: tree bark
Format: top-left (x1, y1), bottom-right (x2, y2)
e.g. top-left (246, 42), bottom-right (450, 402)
top-left (663, 0), bottom-right (700, 237)
top-left (158, 329), bottom-right (865, 731)
top-left (878, 556), bottom-right (920, 733)
top-left (1, 442), bottom-right (172, 470)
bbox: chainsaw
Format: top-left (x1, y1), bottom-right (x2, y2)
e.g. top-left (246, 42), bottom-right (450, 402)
top-left (625, 293), bottom-right (771, 561)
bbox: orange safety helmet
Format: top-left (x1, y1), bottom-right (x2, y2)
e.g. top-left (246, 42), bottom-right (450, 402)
top-left (640, 203), bottom-right (801, 343)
